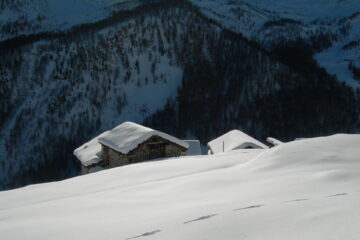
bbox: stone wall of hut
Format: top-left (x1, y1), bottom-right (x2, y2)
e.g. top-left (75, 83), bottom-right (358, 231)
top-left (165, 143), bottom-right (187, 157)
top-left (101, 136), bottom-right (187, 169)
top-left (81, 165), bottom-right (89, 175)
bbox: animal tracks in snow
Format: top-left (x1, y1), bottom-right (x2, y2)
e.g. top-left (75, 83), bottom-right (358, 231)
top-left (233, 205), bottom-right (263, 211)
top-left (126, 230), bottom-right (162, 239)
top-left (125, 190), bottom-right (358, 239)
top-left (184, 214), bottom-right (218, 224)
top-left (285, 198), bottom-right (309, 203)
top-left (328, 193), bottom-right (347, 198)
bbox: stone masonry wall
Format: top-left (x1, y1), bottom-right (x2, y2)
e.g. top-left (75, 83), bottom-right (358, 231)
top-left (81, 165), bottom-right (89, 175)
top-left (165, 144), bottom-right (186, 157)
top-left (100, 136), bottom-right (188, 170)
top-left (102, 145), bottom-right (129, 168)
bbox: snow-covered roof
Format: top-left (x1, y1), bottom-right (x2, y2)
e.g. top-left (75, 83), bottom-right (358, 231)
top-left (266, 137), bottom-right (284, 146)
top-left (184, 140), bottom-right (201, 156)
top-left (207, 130), bottom-right (268, 154)
top-left (98, 122), bottom-right (188, 154)
top-left (73, 131), bottom-right (109, 167)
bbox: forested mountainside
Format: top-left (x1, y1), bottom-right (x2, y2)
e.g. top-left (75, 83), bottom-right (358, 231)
top-left (145, 52), bottom-right (360, 143)
top-left (0, 0), bottom-right (140, 41)
top-left (0, 0), bottom-right (188, 189)
top-left (191, 0), bottom-right (360, 88)
top-left (146, 0), bottom-right (360, 142)
top-left (0, 0), bottom-right (50, 40)
top-left (1, 0), bottom-right (359, 190)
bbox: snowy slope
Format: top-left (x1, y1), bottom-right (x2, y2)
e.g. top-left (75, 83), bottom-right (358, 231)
top-left (1, 134), bottom-right (360, 240)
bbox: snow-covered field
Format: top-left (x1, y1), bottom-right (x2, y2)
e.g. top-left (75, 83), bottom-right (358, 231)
top-left (1, 134), bottom-right (360, 240)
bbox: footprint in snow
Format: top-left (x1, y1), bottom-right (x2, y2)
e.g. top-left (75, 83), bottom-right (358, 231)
top-left (184, 214), bottom-right (217, 224)
top-left (285, 199), bottom-right (309, 203)
top-left (328, 193), bottom-right (347, 198)
top-left (233, 205), bottom-right (263, 211)
top-left (126, 230), bottom-right (161, 239)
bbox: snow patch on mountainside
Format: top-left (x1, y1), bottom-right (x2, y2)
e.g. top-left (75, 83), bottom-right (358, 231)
top-left (0, 134), bottom-right (360, 239)
top-left (315, 17), bottom-right (360, 88)
top-left (0, 0), bottom-right (138, 40)
top-left (247, 0), bottom-right (360, 20)
top-left (190, 0), bottom-right (275, 38)
top-left (191, 0), bottom-right (360, 88)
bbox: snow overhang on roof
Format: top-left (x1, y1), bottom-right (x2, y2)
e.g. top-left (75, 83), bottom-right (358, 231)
top-left (207, 130), bottom-right (268, 154)
top-left (73, 130), bottom-right (110, 167)
top-left (266, 137), bottom-right (284, 146)
top-left (97, 122), bottom-right (188, 154)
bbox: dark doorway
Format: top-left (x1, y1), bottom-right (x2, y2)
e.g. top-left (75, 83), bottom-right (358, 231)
top-left (148, 143), bottom-right (166, 159)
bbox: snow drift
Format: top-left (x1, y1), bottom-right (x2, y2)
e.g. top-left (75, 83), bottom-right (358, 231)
top-left (0, 134), bottom-right (360, 240)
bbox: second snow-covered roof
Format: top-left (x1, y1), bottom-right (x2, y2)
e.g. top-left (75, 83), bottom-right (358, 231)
top-left (208, 130), bottom-right (268, 154)
top-left (98, 122), bottom-right (188, 154)
top-left (266, 137), bottom-right (284, 146)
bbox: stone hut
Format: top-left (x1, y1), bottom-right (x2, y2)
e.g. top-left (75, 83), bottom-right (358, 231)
top-left (207, 130), bottom-right (268, 155)
top-left (74, 122), bottom-right (188, 174)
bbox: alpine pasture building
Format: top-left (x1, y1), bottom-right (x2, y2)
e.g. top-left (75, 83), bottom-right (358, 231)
top-left (207, 130), bottom-right (268, 155)
top-left (74, 122), bottom-right (188, 174)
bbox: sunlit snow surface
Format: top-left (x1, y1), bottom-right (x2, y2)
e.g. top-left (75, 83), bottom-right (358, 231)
top-left (1, 134), bottom-right (360, 240)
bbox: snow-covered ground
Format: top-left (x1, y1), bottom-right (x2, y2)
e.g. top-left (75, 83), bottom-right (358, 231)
top-left (1, 134), bottom-right (360, 240)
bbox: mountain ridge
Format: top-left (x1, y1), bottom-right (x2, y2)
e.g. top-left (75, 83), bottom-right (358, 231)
top-left (0, 0), bottom-right (359, 190)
